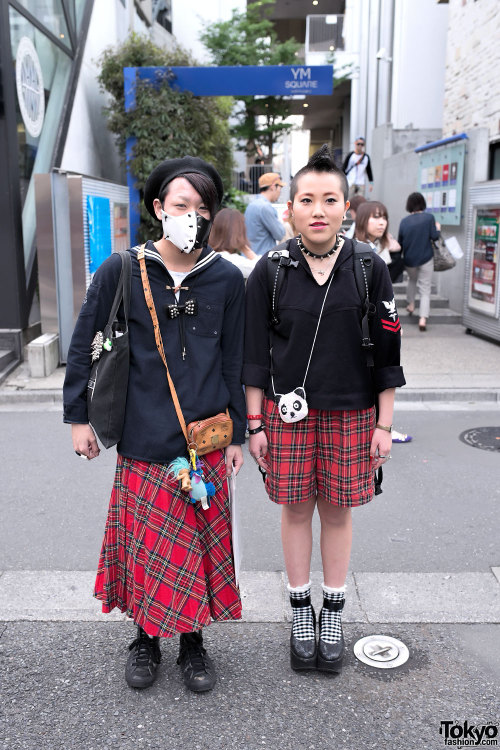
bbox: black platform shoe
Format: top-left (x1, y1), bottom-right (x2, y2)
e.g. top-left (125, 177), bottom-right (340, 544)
top-left (125, 626), bottom-right (161, 689)
top-left (317, 598), bottom-right (345, 673)
top-left (289, 596), bottom-right (317, 671)
top-left (177, 631), bottom-right (217, 693)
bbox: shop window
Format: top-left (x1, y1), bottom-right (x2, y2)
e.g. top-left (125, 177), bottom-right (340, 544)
top-left (489, 142), bottom-right (500, 181)
top-left (14, 0), bottom-right (72, 49)
top-left (10, 5), bottom-right (72, 263)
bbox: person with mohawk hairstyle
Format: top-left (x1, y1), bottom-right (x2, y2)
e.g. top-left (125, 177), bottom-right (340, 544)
top-left (244, 145), bottom-right (405, 674)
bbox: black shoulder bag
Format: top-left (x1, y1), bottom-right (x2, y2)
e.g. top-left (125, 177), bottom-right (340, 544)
top-left (87, 250), bottom-right (132, 448)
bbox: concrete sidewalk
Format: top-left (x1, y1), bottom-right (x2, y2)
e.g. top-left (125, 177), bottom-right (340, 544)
top-left (1, 323), bottom-right (499, 405)
top-left (1, 569), bottom-right (499, 624)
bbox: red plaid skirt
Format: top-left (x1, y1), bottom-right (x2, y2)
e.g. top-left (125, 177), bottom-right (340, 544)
top-left (94, 450), bottom-right (241, 637)
top-left (263, 398), bottom-right (376, 507)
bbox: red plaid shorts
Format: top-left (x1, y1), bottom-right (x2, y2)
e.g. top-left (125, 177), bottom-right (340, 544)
top-left (263, 397), bottom-right (376, 507)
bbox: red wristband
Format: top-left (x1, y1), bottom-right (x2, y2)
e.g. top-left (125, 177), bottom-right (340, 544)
top-left (247, 414), bottom-right (263, 420)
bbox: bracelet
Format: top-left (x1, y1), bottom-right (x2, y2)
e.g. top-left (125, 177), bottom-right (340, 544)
top-left (248, 424), bottom-right (265, 435)
top-left (375, 423), bottom-right (392, 433)
top-left (247, 414), bottom-right (263, 421)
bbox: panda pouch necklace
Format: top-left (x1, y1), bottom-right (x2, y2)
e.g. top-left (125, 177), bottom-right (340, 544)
top-left (271, 267), bottom-right (335, 424)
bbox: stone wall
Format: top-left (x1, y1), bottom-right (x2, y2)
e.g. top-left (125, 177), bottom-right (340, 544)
top-left (443, 0), bottom-right (500, 140)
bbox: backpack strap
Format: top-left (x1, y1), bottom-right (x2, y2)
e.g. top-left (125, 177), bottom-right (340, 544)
top-left (267, 240), bottom-right (298, 326)
top-left (267, 238), bottom-right (376, 366)
top-left (353, 240), bottom-right (382, 494)
top-left (352, 239), bottom-right (376, 368)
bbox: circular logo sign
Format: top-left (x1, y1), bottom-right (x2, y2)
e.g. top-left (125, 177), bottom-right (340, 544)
top-left (15, 37), bottom-right (45, 139)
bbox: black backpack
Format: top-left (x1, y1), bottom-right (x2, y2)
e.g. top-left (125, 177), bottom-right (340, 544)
top-left (267, 238), bottom-right (376, 367)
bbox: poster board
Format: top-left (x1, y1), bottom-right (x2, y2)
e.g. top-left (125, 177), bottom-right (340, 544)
top-left (417, 139), bottom-right (466, 226)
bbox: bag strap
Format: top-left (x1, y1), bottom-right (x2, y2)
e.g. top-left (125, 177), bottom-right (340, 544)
top-left (267, 239), bottom-right (297, 326)
top-left (137, 244), bottom-right (189, 446)
top-left (104, 250), bottom-right (132, 334)
top-left (353, 239), bottom-right (376, 368)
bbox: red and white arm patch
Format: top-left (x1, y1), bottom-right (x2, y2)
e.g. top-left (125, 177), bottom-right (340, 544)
top-left (380, 297), bottom-right (400, 333)
top-left (381, 317), bottom-right (401, 333)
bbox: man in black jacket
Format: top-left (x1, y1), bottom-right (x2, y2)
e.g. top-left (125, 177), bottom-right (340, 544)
top-left (342, 137), bottom-right (374, 198)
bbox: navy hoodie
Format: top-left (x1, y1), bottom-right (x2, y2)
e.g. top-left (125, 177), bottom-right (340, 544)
top-left (64, 242), bottom-right (246, 463)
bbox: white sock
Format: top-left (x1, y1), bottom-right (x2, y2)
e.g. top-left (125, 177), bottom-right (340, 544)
top-left (320, 583), bottom-right (345, 644)
top-left (288, 582), bottom-right (314, 641)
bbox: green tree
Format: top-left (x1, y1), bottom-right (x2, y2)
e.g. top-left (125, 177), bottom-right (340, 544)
top-left (98, 33), bottom-right (234, 241)
top-left (200, 0), bottom-right (301, 161)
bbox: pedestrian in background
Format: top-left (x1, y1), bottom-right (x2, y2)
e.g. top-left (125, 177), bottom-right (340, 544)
top-left (209, 207), bottom-right (259, 279)
top-left (245, 172), bottom-right (286, 255)
top-left (342, 137), bottom-right (374, 198)
top-left (398, 191), bottom-right (440, 331)
top-left (342, 193), bottom-right (367, 238)
top-left (63, 156), bottom-right (246, 694)
top-left (244, 145), bottom-right (405, 675)
top-left (281, 207), bottom-right (296, 240)
top-left (354, 201), bottom-right (403, 283)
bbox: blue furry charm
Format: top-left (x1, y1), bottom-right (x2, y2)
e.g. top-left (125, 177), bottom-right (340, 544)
top-left (188, 448), bottom-right (215, 510)
top-left (167, 451), bottom-right (215, 511)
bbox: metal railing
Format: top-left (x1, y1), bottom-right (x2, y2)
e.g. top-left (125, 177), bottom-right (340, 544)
top-left (232, 164), bottom-right (274, 194)
top-left (306, 14), bottom-right (345, 54)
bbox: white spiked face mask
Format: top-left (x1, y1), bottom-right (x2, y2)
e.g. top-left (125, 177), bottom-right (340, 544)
top-left (161, 210), bottom-right (211, 253)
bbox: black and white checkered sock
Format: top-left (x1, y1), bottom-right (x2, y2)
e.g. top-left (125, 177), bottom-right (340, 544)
top-left (288, 582), bottom-right (315, 641)
top-left (320, 585), bottom-right (345, 644)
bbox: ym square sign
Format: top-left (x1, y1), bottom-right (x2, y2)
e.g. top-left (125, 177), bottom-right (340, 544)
top-left (123, 64), bottom-right (334, 240)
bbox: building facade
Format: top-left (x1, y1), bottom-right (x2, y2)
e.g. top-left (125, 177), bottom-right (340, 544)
top-left (0, 0), bottom-right (173, 369)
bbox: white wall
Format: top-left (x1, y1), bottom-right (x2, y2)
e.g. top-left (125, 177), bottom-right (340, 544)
top-left (61, 0), bottom-right (160, 182)
top-left (391, 0), bottom-right (448, 130)
top-left (345, 0), bottom-right (448, 151)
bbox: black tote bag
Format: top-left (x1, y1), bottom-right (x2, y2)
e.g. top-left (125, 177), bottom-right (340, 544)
top-left (87, 250), bottom-right (132, 448)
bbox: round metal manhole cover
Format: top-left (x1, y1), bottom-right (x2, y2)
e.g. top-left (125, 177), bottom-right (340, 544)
top-left (353, 635), bottom-right (409, 669)
top-left (459, 426), bottom-right (500, 452)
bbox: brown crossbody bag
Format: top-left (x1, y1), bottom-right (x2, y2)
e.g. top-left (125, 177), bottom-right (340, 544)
top-left (137, 244), bottom-right (233, 456)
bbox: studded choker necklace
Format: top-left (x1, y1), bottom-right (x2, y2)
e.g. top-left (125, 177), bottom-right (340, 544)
top-left (297, 234), bottom-right (341, 259)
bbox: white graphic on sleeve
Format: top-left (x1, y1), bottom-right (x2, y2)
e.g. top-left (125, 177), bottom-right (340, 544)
top-left (382, 298), bottom-right (397, 321)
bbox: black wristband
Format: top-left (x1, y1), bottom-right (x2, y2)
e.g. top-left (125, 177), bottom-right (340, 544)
top-left (248, 424), bottom-right (264, 435)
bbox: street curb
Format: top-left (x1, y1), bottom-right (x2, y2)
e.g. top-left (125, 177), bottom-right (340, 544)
top-left (1, 388), bottom-right (500, 406)
top-left (0, 389), bottom-right (62, 404)
top-left (396, 388), bottom-right (500, 403)
top-left (0, 570), bottom-right (498, 624)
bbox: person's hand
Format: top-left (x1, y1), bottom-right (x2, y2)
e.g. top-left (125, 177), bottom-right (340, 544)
top-left (249, 431), bottom-right (270, 474)
top-left (72, 423), bottom-right (100, 460)
top-left (225, 444), bottom-right (244, 477)
top-left (436, 221), bottom-right (441, 231)
top-left (370, 428), bottom-right (392, 470)
top-left (369, 184), bottom-right (373, 193)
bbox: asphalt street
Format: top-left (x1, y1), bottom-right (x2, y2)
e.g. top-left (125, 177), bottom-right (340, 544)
top-left (1, 621), bottom-right (498, 750)
top-left (1, 404), bottom-right (499, 750)
top-left (0, 408), bottom-right (498, 573)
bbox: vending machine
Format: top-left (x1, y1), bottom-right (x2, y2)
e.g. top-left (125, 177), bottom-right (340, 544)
top-left (463, 183), bottom-right (500, 342)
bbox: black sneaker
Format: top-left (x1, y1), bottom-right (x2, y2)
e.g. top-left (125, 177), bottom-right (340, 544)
top-left (177, 631), bottom-right (216, 693)
top-left (125, 627), bottom-right (161, 689)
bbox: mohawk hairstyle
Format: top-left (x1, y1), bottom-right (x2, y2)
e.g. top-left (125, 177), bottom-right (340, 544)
top-left (290, 143), bottom-right (348, 203)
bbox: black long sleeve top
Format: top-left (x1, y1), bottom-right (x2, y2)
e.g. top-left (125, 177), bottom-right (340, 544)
top-left (243, 237), bottom-right (405, 409)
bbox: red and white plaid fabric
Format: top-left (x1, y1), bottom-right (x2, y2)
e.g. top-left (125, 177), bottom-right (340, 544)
top-left (263, 398), bottom-right (376, 507)
top-left (94, 450), bottom-right (241, 638)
